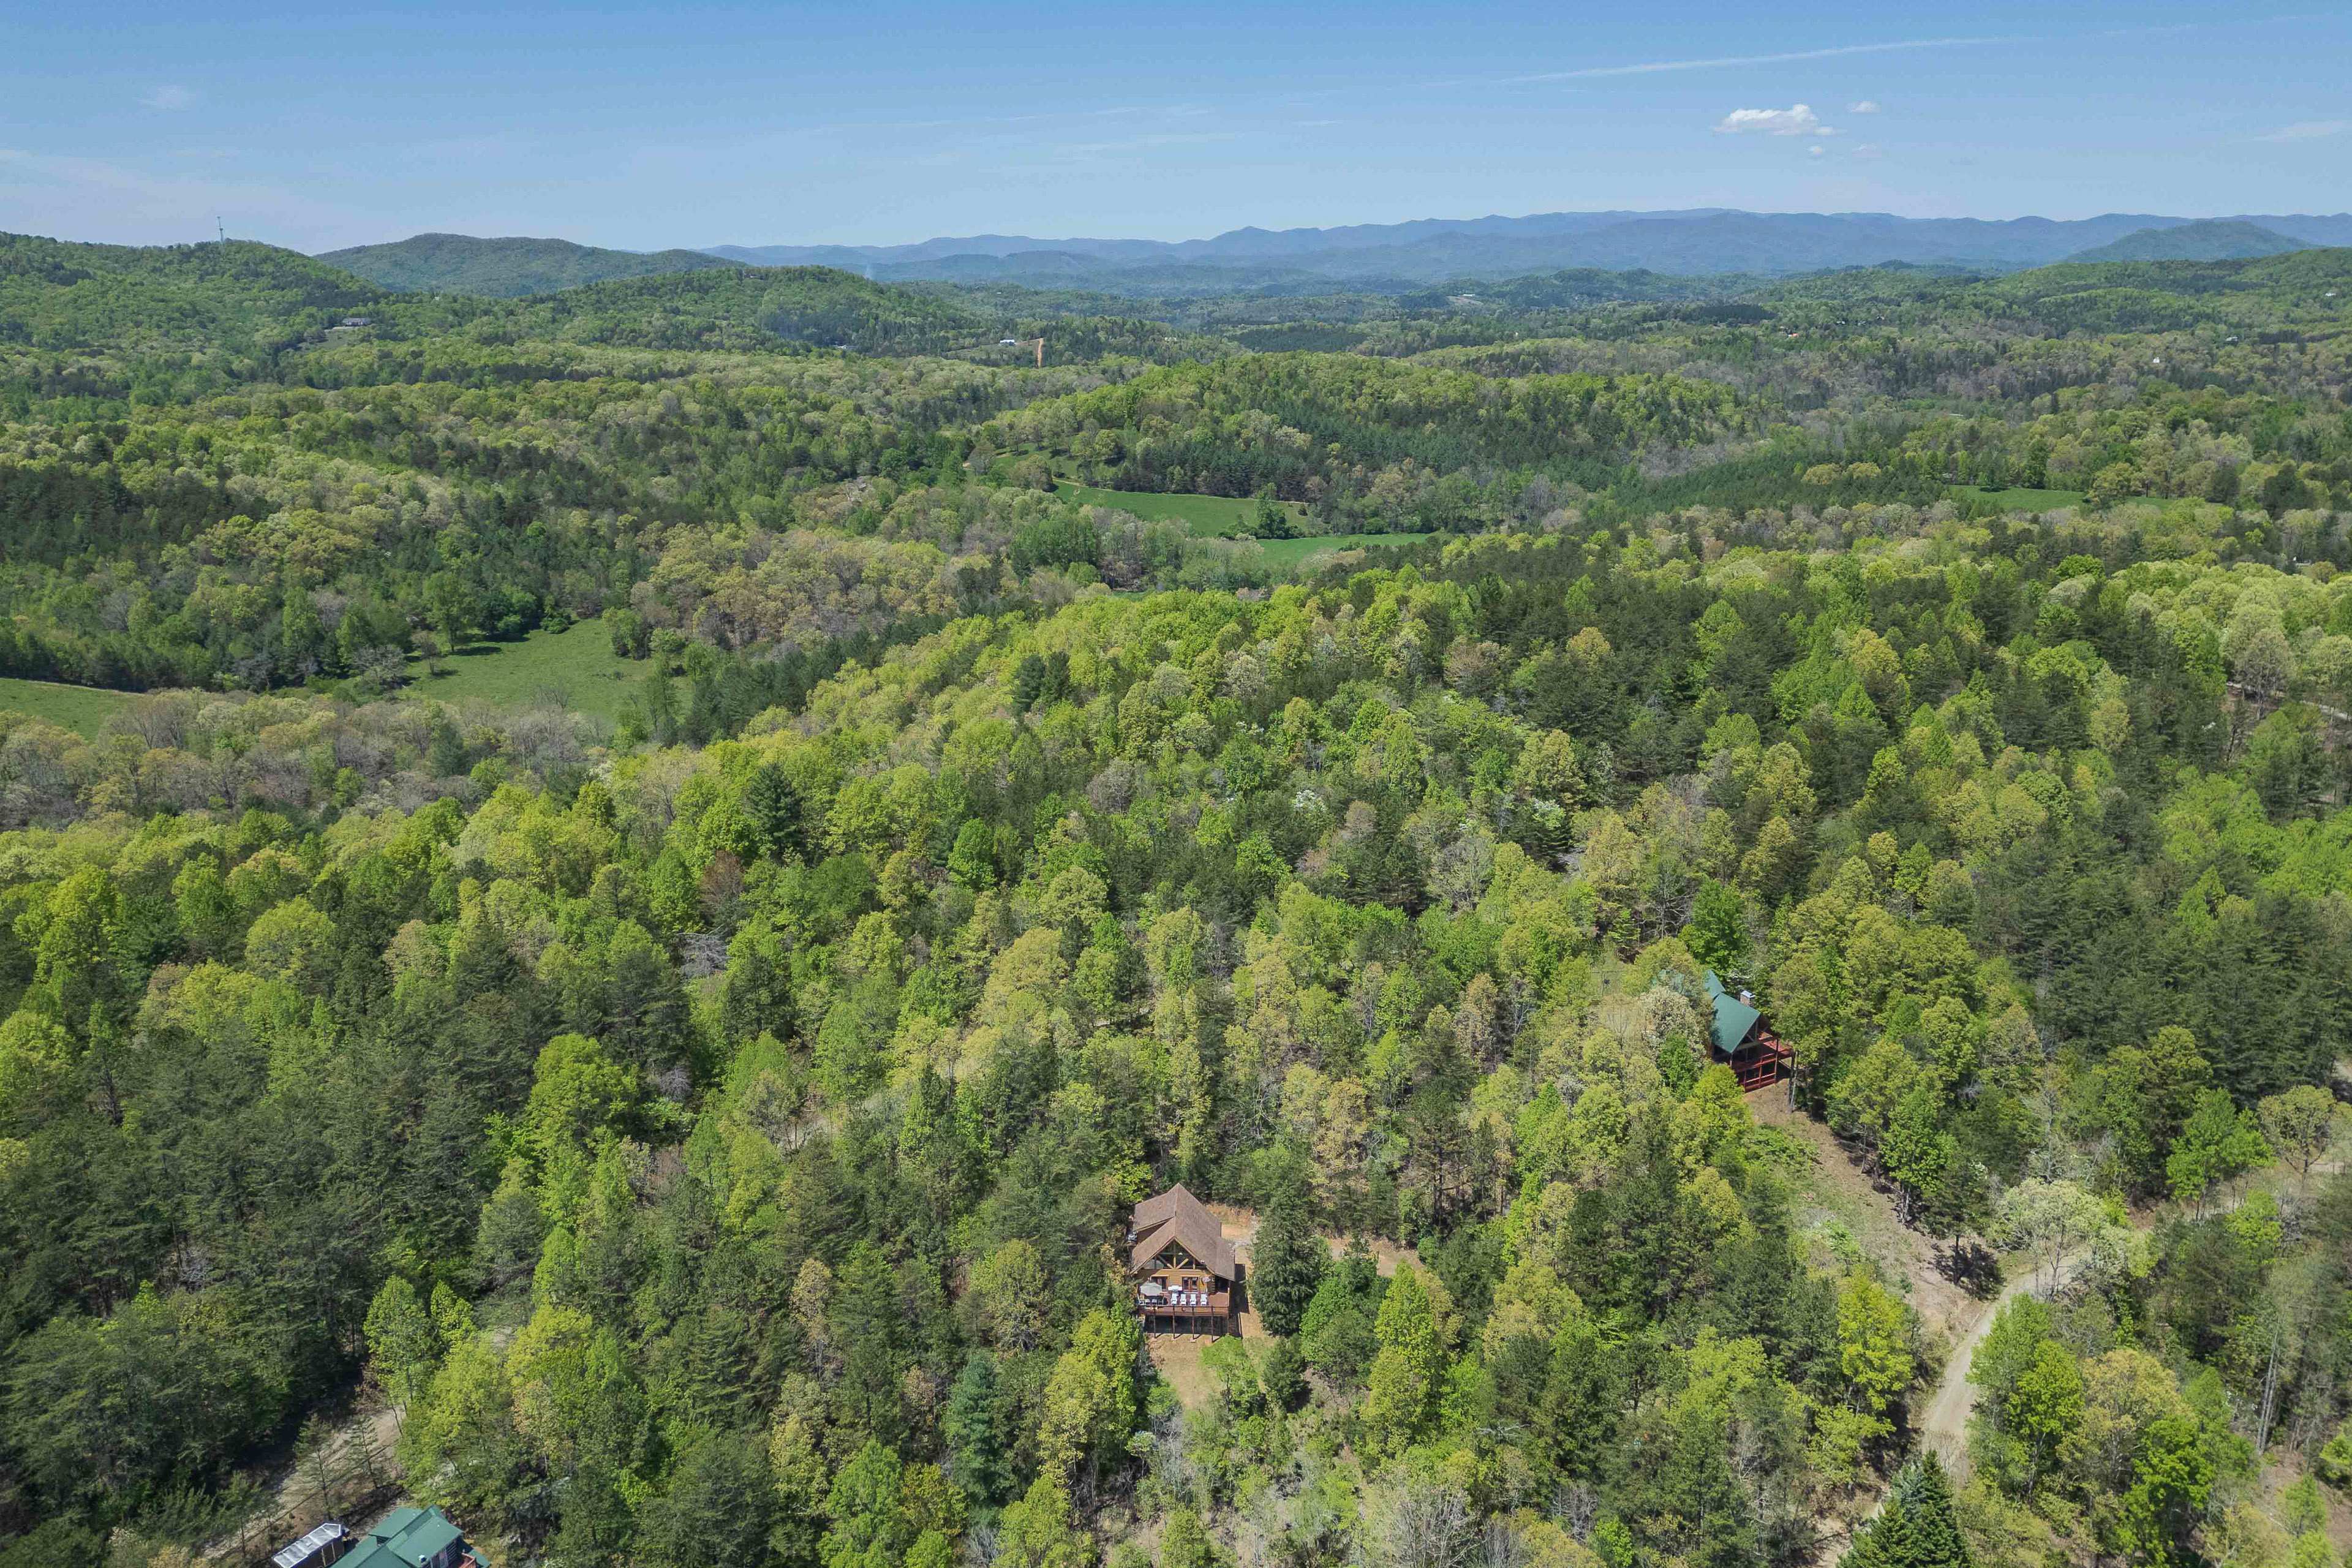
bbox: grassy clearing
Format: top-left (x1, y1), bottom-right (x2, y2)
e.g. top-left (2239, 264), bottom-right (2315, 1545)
top-left (1053, 481), bottom-right (1455, 568)
top-left (0, 678), bottom-right (140, 736)
top-left (1948, 484), bottom-right (2089, 512)
top-left (1254, 532), bottom-right (1452, 567)
top-left (409, 624), bottom-right (641, 723)
top-left (1057, 481), bottom-right (1311, 538)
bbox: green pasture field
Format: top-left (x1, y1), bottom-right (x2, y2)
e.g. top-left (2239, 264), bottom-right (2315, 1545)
top-left (409, 624), bottom-right (640, 723)
top-left (0, 678), bottom-right (140, 736)
top-left (1057, 481), bottom-right (1311, 537)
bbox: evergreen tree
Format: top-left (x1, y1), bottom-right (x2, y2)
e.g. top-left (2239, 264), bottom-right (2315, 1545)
top-left (745, 761), bottom-right (805, 861)
top-left (634, 1430), bottom-right (778, 1568)
top-left (1638, 1408), bottom-right (1755, 1568)
top-left (1011, 654), bottom-right (1047, 714)
top-left (604, 921), bottom-right (689, 1067)
top-left (1542, 1322), bottom-right (1619, 1481)
top-left (1249, 1166), bottom-right (1327, 1338)
top-left (718, 929), bottom-right (794, 1048)
top-left (1261, 1335), bottom-right (1307, 1411)
top-left (1845, 1454), bottom-right (1972, 1568)
top-left (280, 585), bottom-right (328, 676)
top-left (944, 1351), bottom-right (1012, 1511)
top-left (1901, 1454), bottom-right (1972, 1568)
top-left (426, 715), bottom-right (469, 777)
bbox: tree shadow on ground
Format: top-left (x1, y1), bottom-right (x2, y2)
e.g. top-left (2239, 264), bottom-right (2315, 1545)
top-left (1934, 1238), bottom-right (2004, 1300)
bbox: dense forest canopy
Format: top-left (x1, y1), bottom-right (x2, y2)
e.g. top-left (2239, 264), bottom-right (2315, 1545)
top-left (317, 235), bottom-right (737, 299)
top-left (2, 228), bottom-right (2352, 1568)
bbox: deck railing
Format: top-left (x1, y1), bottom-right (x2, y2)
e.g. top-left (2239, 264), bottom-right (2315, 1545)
top-left (1730, 1035), bottom-right (1794, 1092)
top-left (1137, 1289), bottom-right (1231, 1327)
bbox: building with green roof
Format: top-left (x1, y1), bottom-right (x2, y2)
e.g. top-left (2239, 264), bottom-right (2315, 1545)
top-left (337, 1506), bottom-right (477, 1568)
top-left (1702, 969), bottom-right (1792, 1091)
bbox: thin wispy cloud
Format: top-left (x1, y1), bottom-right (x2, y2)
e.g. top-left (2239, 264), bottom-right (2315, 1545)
top-left (1476, 34), bottom-right (2024, 87)
top-left (1849, 100), bottom-right (1883, 113)
top-left (1714, 104), bottom-right (1841, 137)
top-left (143, 85), bottom-right (197, 110)
top-left (1421, 20), bottom-right (2256, 91)
top-left (2252, 119), bottom-right (2349, 141)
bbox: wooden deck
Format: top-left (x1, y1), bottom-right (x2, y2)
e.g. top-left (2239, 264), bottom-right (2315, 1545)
top-left (1139, 1290), bottom-right (1232, 1336)
top-left (1727, 1033), bottom-right (1793, 1092)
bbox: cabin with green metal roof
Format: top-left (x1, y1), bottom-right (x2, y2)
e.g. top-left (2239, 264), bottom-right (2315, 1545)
top-left (337, 1506), bottom-right (477, 1568)
top-left (1702, 970), bottom-right (1792, 1091)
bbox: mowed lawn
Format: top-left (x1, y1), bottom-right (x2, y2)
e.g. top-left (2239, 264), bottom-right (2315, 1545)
top-left (410, 624), bottom-right (641, 723)
top-left (0, 677), bottom-right (140, 736)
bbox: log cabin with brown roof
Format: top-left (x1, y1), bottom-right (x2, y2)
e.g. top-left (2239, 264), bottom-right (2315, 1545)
top-left (1127, 1183), bottom-right (1238, 1336)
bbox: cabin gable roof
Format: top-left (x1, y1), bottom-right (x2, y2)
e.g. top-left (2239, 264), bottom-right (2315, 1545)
top-left (1127, 1183), bottom-right (1237, 1280)
top-left (1703, 968), bottom-right (1763, 1057)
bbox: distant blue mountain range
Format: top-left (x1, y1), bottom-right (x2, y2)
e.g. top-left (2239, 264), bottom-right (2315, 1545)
top-left (698, 208), bottom-right (2352, 287)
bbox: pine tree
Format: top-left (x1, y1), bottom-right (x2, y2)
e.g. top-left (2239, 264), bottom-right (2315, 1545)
top-left (1542, 1322), bottom-right (1619, 1481)
top-left (1845, 1453), bottom-right (1972, 1568)
top-left (1901, 1453), bottom-right (1972, 1568)
top-left (1253, 486), bottom-right (1292, 540)
top-left (605, 921), bottom-right (688, 1068)
top-left (718, 929), bottom-right (794, 1048)
top-left (1261, 1335), bottom-right (1307, 1411)
top-left (426, 715), bottom-right (468, 778)
top-left (740, 763), bottom-right (801, 863)
top-left (944, 1351), bottom-right (1011, 1513)
top-left (1639, 1408), bottom-right (1756, 1568)
top-left (1011, 654), bottom-right (1047, 714)
top-left (1249, 1167), bottom-right (1327, 1338)
top-left (645, 666), bottom-right (678, 744)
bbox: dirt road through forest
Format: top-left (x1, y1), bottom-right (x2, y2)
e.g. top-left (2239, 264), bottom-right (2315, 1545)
top-left (1916, 1248), bottom-right (2089, 1477)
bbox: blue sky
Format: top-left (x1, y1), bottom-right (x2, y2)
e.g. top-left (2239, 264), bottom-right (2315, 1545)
top-left (3, 1), bottom-right (2347, 253)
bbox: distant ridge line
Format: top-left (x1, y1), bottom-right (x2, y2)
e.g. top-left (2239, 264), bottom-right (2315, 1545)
top-left (692, 208), bottom-right (2352, 283)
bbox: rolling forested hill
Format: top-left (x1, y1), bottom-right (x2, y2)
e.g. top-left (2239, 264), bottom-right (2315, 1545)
top-left (5, 224), bottom-right (2352, 1568)
top-left (317, 232), bottom-right (736, 297)
top-left (2063, 220), bottom-right (2313, 265)
top-left (0, 233), bottom-right (387, 357)
top-left (0, 232), bottom-right (1216, 368)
